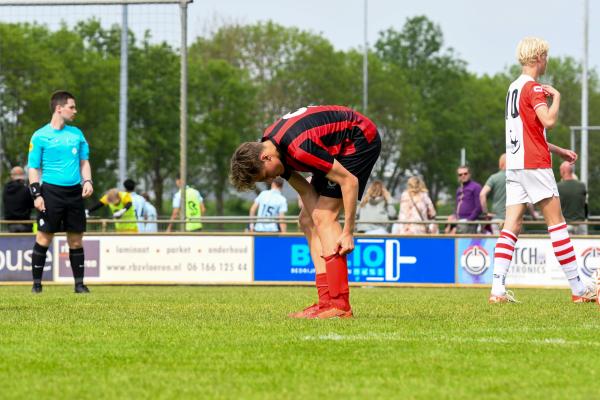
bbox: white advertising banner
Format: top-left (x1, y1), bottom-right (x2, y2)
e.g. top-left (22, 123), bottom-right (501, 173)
top-left (53, 236), bottom-right (253, 284)
top-left (505, 238), bottom-right (600, 288)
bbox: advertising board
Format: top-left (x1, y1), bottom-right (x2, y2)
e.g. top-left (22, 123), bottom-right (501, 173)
top-left (254, 236), bottom-right (455, 284)
top-left (0, 237), bottom-right (53, 281)
top-left (53, 236), bottom-right (253, 283)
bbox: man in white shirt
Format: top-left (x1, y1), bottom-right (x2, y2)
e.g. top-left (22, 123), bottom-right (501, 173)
top-left (141, 192), bottom-right (158, 233)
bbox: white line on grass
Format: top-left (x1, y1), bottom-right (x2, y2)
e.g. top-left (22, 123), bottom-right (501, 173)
top-left (468, 325), bottom-right (600, 334)
top-left (301, 333), bottom-right (600, 347)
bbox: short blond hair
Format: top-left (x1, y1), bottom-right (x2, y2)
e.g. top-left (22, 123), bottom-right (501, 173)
top-left (106, 188), bottom-right (120, 204)
top-left (516, 37), bottom-right (549, 66)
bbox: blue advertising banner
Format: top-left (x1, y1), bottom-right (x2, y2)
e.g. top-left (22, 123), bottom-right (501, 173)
top-left (456, 238), bottom-right (495, 285)
top-left (0, 237), bottom-right (53, 281)
top-left (254, 236), bottom-right (455, 284)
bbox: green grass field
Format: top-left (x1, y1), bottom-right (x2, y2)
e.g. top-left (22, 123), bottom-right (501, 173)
top-left (0, 285), bottom-right (598, 399)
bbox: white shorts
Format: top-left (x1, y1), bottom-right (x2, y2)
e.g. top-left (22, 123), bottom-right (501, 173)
top-left (506, 168), bottom-right (559, 206)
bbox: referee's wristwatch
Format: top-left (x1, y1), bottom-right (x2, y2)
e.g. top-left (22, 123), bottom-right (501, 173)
top-left (83, 179), bottom-right (93, 186)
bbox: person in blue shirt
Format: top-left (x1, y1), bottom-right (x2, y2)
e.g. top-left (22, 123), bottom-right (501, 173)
top-left (141, 192), bottom-right (158, 233)
top-left (249, 177), bottom-right (288, 233)
top-left (27, 90), bottom-right (94, 294)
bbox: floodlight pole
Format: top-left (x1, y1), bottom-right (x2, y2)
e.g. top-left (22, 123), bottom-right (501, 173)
top-left (118, 4), bottom-right (128, 188)
top-left (179, 0), bottom-right (188, 231)
top-left (581, 0), bottom-right (589, 186)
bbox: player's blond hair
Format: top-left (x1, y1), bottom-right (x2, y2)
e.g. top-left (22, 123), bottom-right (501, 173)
top-left (106, 188), bottom-right (120, 204)
top-left (516, 37), bottom-right (549, 66)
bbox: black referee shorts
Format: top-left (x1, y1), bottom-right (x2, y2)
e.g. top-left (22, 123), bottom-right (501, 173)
top-left (38, 183), bottom-right (86, 233)
top-left (311, 131), bottom-right (382, 200)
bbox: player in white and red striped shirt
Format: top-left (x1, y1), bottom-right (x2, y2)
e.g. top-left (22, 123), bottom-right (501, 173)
top-left (489, 37), bottom-right (596, 304)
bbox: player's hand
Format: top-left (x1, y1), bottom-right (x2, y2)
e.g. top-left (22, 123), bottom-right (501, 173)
top-left (541, 84), bottom-right (560, 98)
top-left (113, 209), bottom-right (126, 219)
top-left (335, 231), bottom-right (355, 255)
top-left (559, 148), bottom-right (578, 164)
top-left (82, 181), bottom-right (94, 198)
top-left (34, 196), bottom-right (46, 212)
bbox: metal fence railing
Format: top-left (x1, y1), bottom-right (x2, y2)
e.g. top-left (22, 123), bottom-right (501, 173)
top-left (1, 216), bottom-right (599, 234)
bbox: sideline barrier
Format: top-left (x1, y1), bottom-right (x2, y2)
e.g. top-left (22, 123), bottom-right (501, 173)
top-left (0, 236), bottom-right (53, 281)
top-left (0, 234), bottom-right (598, 287)
top-left (456, 237), bottom-right (599, 288)
top-left (54, 236), bottom-right (253, 284)
top-left (254, 236), bottom-right (455, 284)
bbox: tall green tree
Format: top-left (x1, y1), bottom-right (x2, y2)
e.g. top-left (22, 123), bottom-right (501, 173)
top-left (188, 59), bottom-right (258, 215)
top-left (375, 16), bottom-right (471, 201)
top-left (190, 21), bottom-right (357, 125)
top-left (128, 38), bottom-right (180, 212)
top-left (0, 22), bottom-right (119, 190)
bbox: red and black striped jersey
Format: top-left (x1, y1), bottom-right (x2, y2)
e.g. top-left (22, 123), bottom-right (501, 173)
top-left (261, 105), bottom-right (378, 176)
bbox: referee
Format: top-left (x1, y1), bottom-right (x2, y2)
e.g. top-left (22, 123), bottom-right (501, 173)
top-left (27, 91), bottom-right (94, 294)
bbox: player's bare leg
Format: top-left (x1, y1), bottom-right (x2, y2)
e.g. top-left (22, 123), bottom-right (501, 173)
top-left (310, 196), bottom-right (352, 318)
top-left (67, 232), bottom-right (89, 293)
top-left (489, 204), bottom-right (526, 303)
top-left (537, 196), bottom-right (593, 302)
top-left (31, 231), bottom-right (53, 293)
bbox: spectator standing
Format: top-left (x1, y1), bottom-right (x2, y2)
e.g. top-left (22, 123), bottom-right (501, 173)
top-left (480, 154), bottom-right (507, 234)
top-left (2, 166), bottom-right (34, 232)
top-left (141, 192), bottom-right (158, 233)
top-left (123, 179), bottom-right (146, 232)
top-left (557, 161), bottom-right (587, 235)
top-left (455, 166), bottom-right (482, 234)
top-left (356, 180), bottom-right (396, 234)
top-left (167, 176), bottom-right (205, 232)
top-left (250, 177), bottom-right (288, 233)
top-left (393, 177), bottom-right (437, 234)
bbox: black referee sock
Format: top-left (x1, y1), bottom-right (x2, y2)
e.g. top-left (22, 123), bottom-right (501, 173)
top-left (31, 243), bottom-right (49, 285)
top-left (69, 247), bottom-right (85, 285)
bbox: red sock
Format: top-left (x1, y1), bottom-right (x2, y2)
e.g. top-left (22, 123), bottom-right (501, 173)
top-left (316, 273), bottom-right (330, 309)
top-left (323, 254), bottom-right (350, 311)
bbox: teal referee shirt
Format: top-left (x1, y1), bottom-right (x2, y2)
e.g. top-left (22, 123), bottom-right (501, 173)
top-left (28, 123), bottom-right (90, 186)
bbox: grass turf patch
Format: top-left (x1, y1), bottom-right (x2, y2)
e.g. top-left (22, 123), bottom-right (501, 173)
top-left (0, 286), bottom-right (598, 399)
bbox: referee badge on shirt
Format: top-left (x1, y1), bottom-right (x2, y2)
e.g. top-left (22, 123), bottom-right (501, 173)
top-left (72, 147), bottom-right (78, 155)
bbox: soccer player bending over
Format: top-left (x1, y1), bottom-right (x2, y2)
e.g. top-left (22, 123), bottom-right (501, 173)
top-left (230, 106), bottom-right (381, 319)
top-left (490, 37), bottom-right (596, 303)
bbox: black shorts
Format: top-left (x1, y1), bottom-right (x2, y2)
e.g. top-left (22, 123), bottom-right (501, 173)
top-left (38, 183), bottom-right (86, 233)
top-left (311, 131), bottom-right (382, 200)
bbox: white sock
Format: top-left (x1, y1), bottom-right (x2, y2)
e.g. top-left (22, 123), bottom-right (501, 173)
top-left (548, 222), bottom-right (585, 296)
top-left (491, 229), bottom-right (518, 296)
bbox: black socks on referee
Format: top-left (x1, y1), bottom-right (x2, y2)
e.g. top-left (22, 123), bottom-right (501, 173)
top-left (69, 247), bottom-right (85, 285)
top-left (31, 242), bottom-right (49, 284)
